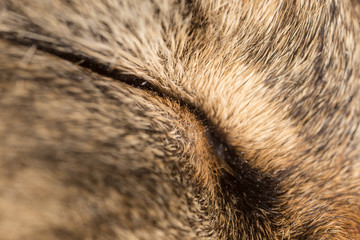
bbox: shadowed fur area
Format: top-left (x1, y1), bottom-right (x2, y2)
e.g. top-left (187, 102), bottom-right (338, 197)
top-left (0, 0), bottom-right (360, 239)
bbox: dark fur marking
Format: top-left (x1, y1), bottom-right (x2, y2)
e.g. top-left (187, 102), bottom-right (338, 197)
top-left (52, 228), bottom-right (84, 240)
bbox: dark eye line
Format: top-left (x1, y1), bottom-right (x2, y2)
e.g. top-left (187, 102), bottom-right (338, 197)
top-left (1, 32), bottom-right (283, 222)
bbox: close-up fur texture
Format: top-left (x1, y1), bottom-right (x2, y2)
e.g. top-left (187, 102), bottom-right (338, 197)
top-left (0, 0), bottom-right (360, 239)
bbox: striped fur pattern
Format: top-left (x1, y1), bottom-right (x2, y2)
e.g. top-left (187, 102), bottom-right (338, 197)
top-left (0, 0), bottom-right (360, 239)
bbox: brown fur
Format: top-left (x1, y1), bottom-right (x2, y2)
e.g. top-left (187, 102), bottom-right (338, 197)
top-left (1, 0), bottom-right (360, 239)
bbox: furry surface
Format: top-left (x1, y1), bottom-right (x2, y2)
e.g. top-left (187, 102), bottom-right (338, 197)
top-left (0, 0), bottom-right (360, 239)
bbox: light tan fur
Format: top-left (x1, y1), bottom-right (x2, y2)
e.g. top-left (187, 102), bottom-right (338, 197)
top-left (0, 0), bottom-right (360, 239)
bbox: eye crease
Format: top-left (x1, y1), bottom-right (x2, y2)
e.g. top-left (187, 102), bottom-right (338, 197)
top-left (1, 1), bottom-right (360, 237)
top-left (3, 30), bottom-right (281, 219)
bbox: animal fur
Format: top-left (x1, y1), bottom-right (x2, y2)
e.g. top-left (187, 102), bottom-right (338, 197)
top-left (0, 0), bottom-right (360, 239)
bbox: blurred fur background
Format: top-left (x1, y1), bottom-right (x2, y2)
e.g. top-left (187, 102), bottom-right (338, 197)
top-left (0, 0), bottom-right (360, 239)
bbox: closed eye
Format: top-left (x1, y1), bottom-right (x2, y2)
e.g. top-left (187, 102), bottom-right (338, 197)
top-left (1, 31), bottom-right (282, 228)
